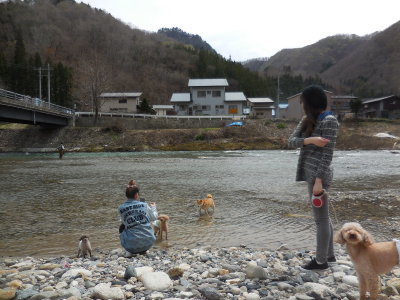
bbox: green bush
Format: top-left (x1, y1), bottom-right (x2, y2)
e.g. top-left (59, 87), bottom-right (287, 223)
top-left (276, 122), bottom-right (286, 129)
top-left (195, 134), bottom-right (205, 141)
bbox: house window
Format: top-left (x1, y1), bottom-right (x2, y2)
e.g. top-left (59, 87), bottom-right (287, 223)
top-left (207, 91), bottom-right (211, 95)
top-left (212, 91), bottom-right (221, 97)
top-left (119, 99), bottom-right (127, 104)
top-left (215, 105), bottom-right (224, 109)
top-left (197, 91), bottom-right (206, 98)
top-left (202, 105), bottom-right (210, 110)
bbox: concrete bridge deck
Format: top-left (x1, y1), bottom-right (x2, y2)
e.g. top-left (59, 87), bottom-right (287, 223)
top-left (0, 89), bottom-right (74, 126)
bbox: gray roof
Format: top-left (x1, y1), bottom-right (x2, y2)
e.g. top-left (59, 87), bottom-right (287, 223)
top-left (100, 92), bottom-right (142, 98)
top-left (331, 95), bottom-right (358, 99)
top-left (287, 90), bottom-right (333, 100)
top-left (362, 95), bottom-right (396, 104)
top-left (248, 97), bottom-right (274, 103)
top-left (152, 105), bottom-right (174, 109)
top-left (170, 93), bottom-right (191, 102)
top-left (225, 92), bottom-right (246, 102)
top-left (252, 105), bottom-right (275, 109)
top-left (188, 78), bottom-right (229, 87)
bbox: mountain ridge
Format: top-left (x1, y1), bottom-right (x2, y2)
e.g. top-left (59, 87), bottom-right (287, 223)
top-left (244, 21), bottom-right (400, 97)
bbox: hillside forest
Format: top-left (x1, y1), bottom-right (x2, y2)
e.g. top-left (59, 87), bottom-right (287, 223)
top-left (0, 0), bottom-right (333, 110)
top-left (1, 0), bottom-right (398, 111)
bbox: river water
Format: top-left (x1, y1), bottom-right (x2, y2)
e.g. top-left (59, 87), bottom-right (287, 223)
top-left (0, 150), bottom-right (399, 257)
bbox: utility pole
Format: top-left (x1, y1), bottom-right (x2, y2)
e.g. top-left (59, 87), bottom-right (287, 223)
top-left (276, 75), bottom-right (280, 119)
top-left (34, 64), bottom-right (52, 106)
top-left (47, 63), bottom-right (51, 107)
top-left (38, 68), bottom-right (42, 99)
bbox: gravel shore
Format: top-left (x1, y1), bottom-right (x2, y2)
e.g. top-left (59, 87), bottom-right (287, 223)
top-left (1, 245), bottom-right (400, 300)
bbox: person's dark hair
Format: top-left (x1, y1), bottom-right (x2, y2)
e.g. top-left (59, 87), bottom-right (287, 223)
top-left (126, 185), bottom-right (139, 199)
top-left (300, 85), bottom-right (327, 137)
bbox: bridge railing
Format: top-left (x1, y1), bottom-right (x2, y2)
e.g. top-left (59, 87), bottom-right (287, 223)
top-left (0, 89), bottom-right (74, 116)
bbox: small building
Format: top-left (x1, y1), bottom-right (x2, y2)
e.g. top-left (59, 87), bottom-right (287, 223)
top-left (99, 92), bottom-right (142, 113)
top-left (152, 105), bottom-right (174, 116)
top-left (247, 97), bottom-right (275, 119)
top-left (362, 95), bottom-right (400, 119)
top-left (284, 90), bottom-right (333, 120)
top-left (170, 78), bottom-right (247, 116)
top-left (330, 95), bottom-right (358, 120)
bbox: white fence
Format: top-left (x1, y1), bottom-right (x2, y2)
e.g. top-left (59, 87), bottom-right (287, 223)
top-left (75, 111), bottom-right (246, 120)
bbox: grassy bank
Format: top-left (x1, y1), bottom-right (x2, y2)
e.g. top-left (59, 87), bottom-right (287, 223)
top-left (0, 119), bottom-right (399, 152)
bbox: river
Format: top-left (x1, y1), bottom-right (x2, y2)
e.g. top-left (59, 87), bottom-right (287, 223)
top-left (0, 150), bottom-right (399, 257)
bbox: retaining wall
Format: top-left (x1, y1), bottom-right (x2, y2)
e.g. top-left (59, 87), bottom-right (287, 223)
top-left (75, 116), bottom-right (235, 129)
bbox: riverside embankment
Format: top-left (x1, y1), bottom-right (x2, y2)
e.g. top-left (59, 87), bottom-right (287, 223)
top-left (1, 246), bottom-right (400, 300)
top-left (0, 119), bottom-right (399, 152)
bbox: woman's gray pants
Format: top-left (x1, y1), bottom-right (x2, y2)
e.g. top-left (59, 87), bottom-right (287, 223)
top-left (307, 181), bottom-right (334, 263)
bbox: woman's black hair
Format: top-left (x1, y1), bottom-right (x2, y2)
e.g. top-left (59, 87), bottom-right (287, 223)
top-left (300, 85), bottom-right (327, 137)
top-left (126, 186), bottom-right (139, 199)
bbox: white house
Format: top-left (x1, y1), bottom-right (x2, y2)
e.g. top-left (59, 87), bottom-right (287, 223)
top-left (247, 97), bottom-right (275, 119)
top-left (170, 78), bottom-right (247, 116)
top-left (152, 105), bottom-right (174, 116)
top-left (99, 92), bottom-right (142, 113)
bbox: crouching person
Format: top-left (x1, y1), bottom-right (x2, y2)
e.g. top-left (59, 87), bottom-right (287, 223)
top-left (118, 183), bottom-right (158, 256)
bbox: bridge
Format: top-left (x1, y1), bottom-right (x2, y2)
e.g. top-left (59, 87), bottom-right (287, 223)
top-left (0, 89), bottom-right (75, 126)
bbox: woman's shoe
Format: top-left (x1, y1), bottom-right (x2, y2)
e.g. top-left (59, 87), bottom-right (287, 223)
top-left (301, 258), bottom-right (328, 270)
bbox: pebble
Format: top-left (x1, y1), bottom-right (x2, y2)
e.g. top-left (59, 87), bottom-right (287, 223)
top-left (1, 246), bottom-right (400, 299)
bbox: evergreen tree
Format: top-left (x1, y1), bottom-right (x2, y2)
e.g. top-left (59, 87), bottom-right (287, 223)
top-left (137, 98), bottom-right (155, 114)
top-left (52, 62), bottom-right (73, 107)
top-left (10, 30), bottom-right (28, 94)
top-left (349, 98), bottom-right (363, 118)
top-left (0, 51), bottom-right (8, 88)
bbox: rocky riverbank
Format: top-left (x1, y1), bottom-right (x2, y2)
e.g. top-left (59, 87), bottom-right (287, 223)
top-left (1, 246), bottom-right (400, 300)
top-left (0, 119), bottom-right (399, 152)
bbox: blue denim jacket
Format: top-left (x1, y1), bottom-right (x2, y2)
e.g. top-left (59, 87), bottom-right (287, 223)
top-left (118, 199), bottom-right (158, 253)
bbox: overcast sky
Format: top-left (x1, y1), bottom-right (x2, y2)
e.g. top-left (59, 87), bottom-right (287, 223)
top-left (80, 0), bottom-right (400, 62)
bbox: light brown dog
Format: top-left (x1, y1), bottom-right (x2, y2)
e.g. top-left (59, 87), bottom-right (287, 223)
top-left (153, 214), bottom-right (170, 240)
top-left (196, 194), bottom-right (215, 216)
top-left (77, 235), bottom-right (92, 258)
top-left (334, 222), bottom-right (399, 300)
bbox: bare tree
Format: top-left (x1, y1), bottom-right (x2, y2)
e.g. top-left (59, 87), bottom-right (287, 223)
top-left (77, 53), bottom-right (110, 124)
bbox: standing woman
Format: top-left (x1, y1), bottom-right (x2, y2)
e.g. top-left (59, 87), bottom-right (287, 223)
top-left (288, 85), bottom-right (339, 270)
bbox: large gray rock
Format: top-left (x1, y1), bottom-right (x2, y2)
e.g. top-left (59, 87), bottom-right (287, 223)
top-left (342, 275), bottom-right (359, 287)
top-left (199, 287), bottom-right (221, 300)
top-left (124, 265), bottom-right (136, 280)
top-left (140, 272), bottom-right (173, 291)
top-left (59, 287), bottom-right (82, 299)
top-left (92, 282), bottom-right (124, 300)
top-left (30, 291), bottom-right (59, 300)
top-left (61, 268), bottom-right (92, 279)
top-left (243, 292), bottom-right (260, 300)
top-left (245, 262), bottom-right (268, 280)
top-left (301, 282), bottom-right (333, 299)
top-left (15, 289), bottom-right (38, 300)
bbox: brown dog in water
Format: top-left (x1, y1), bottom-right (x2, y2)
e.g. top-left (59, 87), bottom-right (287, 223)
top-left (77, 235), bottom-right (92, 258)
top-left (153, 214), bottom-right (170, 240)
top-left (196, 194), bottom-right (215, 216)
top-left (334, 222), bottom-right (400, 300)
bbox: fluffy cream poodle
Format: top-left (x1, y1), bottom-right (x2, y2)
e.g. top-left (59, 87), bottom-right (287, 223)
top-left (334, 222), bottom-right (399, 300)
